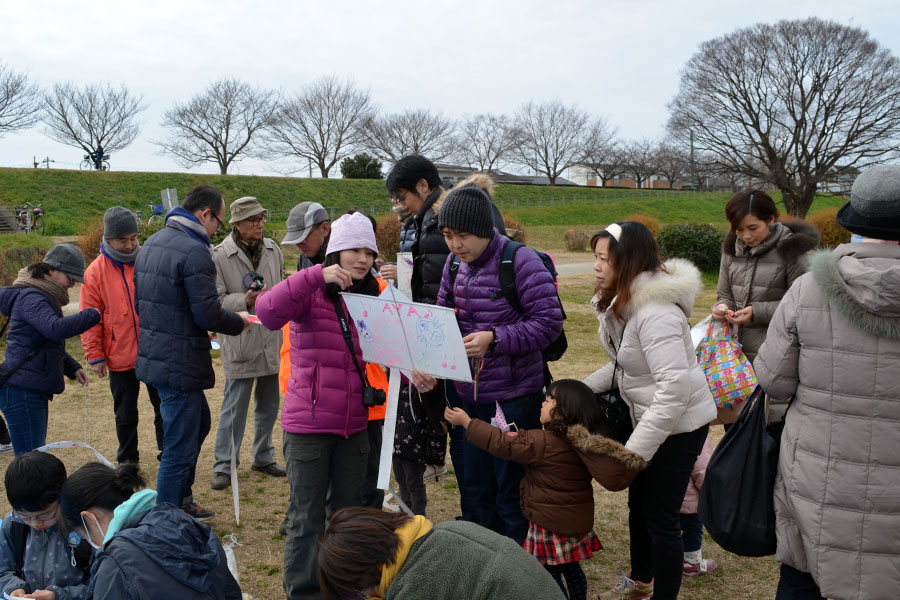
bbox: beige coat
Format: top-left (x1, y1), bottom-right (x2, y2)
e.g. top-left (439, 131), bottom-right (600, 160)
top-left (213, 234), bottom-right (284, 379)
top-left (584, 259), bottom-right (717, 461)
top-left (754, 243), bottom-right (900, 600)
top-left (716, 219), bottom-right (819, 362)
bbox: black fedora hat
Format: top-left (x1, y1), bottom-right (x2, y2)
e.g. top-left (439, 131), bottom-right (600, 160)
top-left (837, 165), bottom-right (900, 242)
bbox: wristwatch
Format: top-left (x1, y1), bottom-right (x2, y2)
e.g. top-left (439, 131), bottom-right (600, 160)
top-left (488, 329), bottom-right (498, 352)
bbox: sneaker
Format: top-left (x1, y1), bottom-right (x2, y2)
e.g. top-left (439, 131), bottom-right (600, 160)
top-left (182, 500), bottom-right (215, 522)
top-left (683, 557), bottom-right (717, 576)
top-left (278, 516), bottom-right (288, 536)
top-left (251, 462), bottom-right (287, 477)
top-left (211, 472), bottom-right (230, 490)
top-left (0, 443), bottom-right (13, 454)
top-left (423, 463), bottom-right (448, 480)
top-left (598, 571), bottom-right (653, 599)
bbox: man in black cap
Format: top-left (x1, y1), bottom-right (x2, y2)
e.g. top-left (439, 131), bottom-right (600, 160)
top-left (80, 207), bottom-right (164, 467)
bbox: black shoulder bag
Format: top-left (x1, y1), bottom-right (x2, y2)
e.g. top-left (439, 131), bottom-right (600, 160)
top-left (331, 296), bottom-right (385, 408)
top-left (595, 336), bottom-right (634, 444)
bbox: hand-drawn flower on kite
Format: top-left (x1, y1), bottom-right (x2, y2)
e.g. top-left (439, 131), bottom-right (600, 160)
top-left (416, 318), bottom-right (445, 347)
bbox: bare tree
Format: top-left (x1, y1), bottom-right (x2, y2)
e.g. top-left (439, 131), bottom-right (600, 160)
top-left (653, 141), bottom-right (691, 189)
top-left (267, 76), bottom-right (373, 178)
top-left (582, 140), bottom-right (628, 186)
top-left (668, 18), bottom-right (900, 217)
top-left (455, 113), bottom-right (518, 172)
top-left (624, 138), bottom-right (658, 189)
top-left (360, 109), bottom-right (456, 162)
top-left (513, 100), bottom-right (612, 185)
top-left (42, 82), bottom-right (145, 154)
top-left (156, 78), bottom-right (278, 175)
top-left (0, 61), bottom-right (41, 136)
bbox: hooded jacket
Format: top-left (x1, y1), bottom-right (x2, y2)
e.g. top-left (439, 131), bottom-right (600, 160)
top-left (383, 520), bottom-right (565, 600)
top-left (0, 286), bottom-right (99, 395)
top-left (89, 492), bottom-right (241, 600)
top-left (213, 233), bottom-right (284, 379)
top-left (133, 207), bottom-right (244, 391)
top-left (466, 419), bottom-right (645, 537)
top-left (754, 243), bottom-right (900, 600)
top-left (255, 264), bottom-right (369, 437)
top-left (0, 516), bottom-right (89, 599)
top-left (583, 259), bottom-right (717, 461)
top-left (79, 244), bottom-right (141, 372)
top-left (436, 233), bottom-right (563, 404)
top-left (716, 219), bottom-right (819, 362)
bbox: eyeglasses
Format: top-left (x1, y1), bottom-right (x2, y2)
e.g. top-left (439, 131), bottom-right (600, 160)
top-left (391, 190), bottom-right (409, 204)
top-left (245, 214), bottom-right (267, 225)
top-left (14, 506), bottom-right (58, 523)
top-left (211, 212), bottom-right (224, 233)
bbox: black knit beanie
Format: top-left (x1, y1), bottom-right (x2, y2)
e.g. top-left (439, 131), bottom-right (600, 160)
top-left (437, 183), bottom-right (494, 238)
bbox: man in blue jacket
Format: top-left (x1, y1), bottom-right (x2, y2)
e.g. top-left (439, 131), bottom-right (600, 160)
top-left (134, 185), bottom-right (249, 521)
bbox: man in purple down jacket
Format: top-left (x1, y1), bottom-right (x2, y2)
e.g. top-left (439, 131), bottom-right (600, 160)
top-left (436, 183), bottom-right (563, 545)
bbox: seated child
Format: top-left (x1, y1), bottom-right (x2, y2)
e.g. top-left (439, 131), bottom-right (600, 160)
top-left (0, 451), bottom-right (92, 599)
top-left (445, 379), bottom-right (647, 600)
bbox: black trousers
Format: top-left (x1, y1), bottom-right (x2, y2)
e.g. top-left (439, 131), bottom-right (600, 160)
top-left (775, 564), bottom-right (825, 600)
top-left (109, 369), bottom-right (163, 464)
top-left (628, 425), bottom-right (708, 600)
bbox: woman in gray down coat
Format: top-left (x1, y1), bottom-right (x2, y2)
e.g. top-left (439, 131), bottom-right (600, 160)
top-left (754, 165), bottom-right (900, 600)
top-left (712, 190), bottom-right (819, 357)
top-left (584, 222), bottom-right (715, 600)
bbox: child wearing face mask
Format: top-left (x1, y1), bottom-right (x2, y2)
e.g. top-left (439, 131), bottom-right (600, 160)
top-left (58, 462), bottom-right (241, 599)
top-left (0, 451), bottom-right (92, 600)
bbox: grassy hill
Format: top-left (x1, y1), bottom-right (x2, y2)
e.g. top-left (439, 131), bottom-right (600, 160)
top-left (0, 167), bottom-right (847, 236)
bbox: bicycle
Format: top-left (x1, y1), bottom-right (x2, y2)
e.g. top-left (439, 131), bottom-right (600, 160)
top-left (15, 202), bottom-right (45, 235)
top-left (80, 154), bottom-right (111, 171)
top-left (133, 203), bottom-right (165, 235)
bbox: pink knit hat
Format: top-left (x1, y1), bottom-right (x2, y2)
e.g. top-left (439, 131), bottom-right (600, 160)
top-left (325, 212), bottom-right (379, 257)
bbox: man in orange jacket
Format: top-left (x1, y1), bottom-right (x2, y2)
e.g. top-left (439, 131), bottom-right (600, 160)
top-left (80, 207), bottom-right (163, 465)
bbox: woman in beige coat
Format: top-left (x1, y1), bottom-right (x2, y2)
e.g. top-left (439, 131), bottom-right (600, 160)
top-left (755, 165), bottom-right (900, 600)
top-left (584, 222), bottom-right (716, 600)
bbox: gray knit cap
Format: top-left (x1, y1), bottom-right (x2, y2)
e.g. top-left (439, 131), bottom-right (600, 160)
top-left (103, 206), bottom-right (139, 239)
top-left (43, 244), bottom-right (86, 283)
top-left (437, 183), bottom-right (494, 238)
top-left (837, 165), bottom-right (900, 241)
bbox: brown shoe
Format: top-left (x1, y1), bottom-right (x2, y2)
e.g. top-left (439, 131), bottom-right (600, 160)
top-left (251, 462), bottom-right (287, 477)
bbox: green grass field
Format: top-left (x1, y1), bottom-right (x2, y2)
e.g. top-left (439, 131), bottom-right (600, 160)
top-left (0, 167), bottom-right (847, 236)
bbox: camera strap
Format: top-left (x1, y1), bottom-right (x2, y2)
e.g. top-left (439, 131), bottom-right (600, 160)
top-left (331, 295), bottom-right (370, 387)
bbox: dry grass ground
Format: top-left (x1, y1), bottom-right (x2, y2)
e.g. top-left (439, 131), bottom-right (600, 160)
top-left (0, 243), bottom-right (780, 599)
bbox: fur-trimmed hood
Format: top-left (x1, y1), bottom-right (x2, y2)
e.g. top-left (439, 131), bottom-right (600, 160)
top-left (624, 258), bottom-right (702, 320)
top-left (723, 218), bottom-right (820, 259)
top-left (811, 244), bottom-right (900, 340)
top-left (566, 424), bottom-right (647, 471)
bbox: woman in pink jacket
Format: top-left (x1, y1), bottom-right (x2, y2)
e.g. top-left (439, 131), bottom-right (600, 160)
top-left (256, 212), bottom-right (383, 600)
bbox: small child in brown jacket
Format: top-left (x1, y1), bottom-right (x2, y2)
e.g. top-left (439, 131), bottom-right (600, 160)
top-left (445, 379), bottom-right (646, 600)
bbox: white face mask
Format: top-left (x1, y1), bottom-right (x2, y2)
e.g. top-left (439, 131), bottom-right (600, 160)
top-left (80, 512), bottom-right (107, 550)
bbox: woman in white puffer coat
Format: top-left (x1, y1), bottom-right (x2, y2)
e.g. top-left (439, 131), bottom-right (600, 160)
top-left (583, 221), bottom-right (715, 600)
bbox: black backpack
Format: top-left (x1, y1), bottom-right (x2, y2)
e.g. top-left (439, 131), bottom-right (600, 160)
top-left (445, 240), bottom-right (568, 382)
top-left (7, 519), bottom-right (93, 578)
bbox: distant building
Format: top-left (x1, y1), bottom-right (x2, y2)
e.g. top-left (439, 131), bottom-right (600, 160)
top-left (435, 163), bottom-right (577, 187)
top-left (570, 164), bottom-right (685, 189)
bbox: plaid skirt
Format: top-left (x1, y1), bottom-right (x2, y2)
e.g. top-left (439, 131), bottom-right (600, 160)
top-left (523, 522), bottom-right (603, 565)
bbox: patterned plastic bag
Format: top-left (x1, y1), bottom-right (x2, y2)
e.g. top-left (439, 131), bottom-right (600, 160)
top-left (696, 320), bottom-right (757, 408)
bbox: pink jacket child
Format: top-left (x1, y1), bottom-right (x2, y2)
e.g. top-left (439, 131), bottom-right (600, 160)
top-left (256, 264), bottom-right (368, 438)
top-left (681, 434), bottom-right (713, 514)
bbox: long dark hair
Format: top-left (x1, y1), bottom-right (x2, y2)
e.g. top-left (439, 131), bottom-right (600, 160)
top-left (591, 221), bottom-right (665, 320)
top-left (323, 251), bottom-right (380, 299)
top-left (317, 507), bottom-right (411, 600)
top-left (59, 462), bottom-right (145, 528)
top-left (544, 379), bottom-right (609, 437)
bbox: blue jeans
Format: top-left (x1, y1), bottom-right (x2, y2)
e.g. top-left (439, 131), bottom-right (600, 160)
top-left (155, 386), bottom-right (211, 507)
top-left (463, 392), bottom-right (543, 545)
top-left (680, 512), bottom-right (703, 553)
top-left (446, 381), bottom-right (477, 521)
top-left (0, 384), bottom-right (51, 456)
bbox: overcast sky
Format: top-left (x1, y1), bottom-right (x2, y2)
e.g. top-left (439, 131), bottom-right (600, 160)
top-left (2, 0), bottom-right (899, 177)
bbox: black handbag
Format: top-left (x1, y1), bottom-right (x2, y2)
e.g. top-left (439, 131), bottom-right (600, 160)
top-left (698, 385), bottom-right (778, 557)
top-left (594, 346), bottom-right (634, 444)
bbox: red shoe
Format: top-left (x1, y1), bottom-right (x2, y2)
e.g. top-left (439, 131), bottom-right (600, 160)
top-left (683, 558), bottom-right (718, 576)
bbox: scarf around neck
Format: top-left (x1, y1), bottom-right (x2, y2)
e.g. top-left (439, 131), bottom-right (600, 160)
top-left (232, 229), bottom-right (262, 269)
top-left (13, 267), bottom-right (70, 307)
top-left (372, 515), bottom-right (434, 599)
top-left (166, 207), bottom-right (211, 247)
top-left (102, 240), bottom-right (139, 265)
